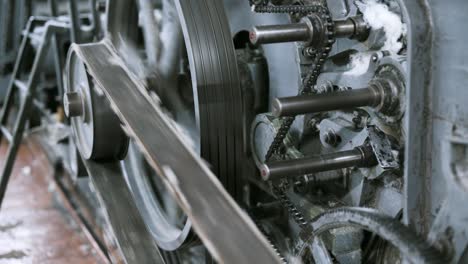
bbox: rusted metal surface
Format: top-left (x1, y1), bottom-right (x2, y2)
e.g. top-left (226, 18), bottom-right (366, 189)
top-left (0, 138), bottom-right (105, 264)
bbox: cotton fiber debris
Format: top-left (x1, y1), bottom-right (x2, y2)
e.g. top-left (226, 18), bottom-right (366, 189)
top-left (357, 0), bottom-right (406, 54)
top-left (346, 0), bottom-right (406, 76)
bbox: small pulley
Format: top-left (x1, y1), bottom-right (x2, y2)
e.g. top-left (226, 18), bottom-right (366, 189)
top-left (64, 47), bottom-right (129, 161)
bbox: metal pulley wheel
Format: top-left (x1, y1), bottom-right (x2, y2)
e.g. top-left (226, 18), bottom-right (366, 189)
top-left (107, 0), bottom-right (195, 251)
top-left (65, 49), bottom-right (129, 161)
top-left (105, 0), bottom-right (245, 252)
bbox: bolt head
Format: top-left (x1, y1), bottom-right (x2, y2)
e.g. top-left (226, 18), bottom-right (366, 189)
top-left (324, 131), bottom-right (341, 147)
top-left (352, 116), bottom-right (362, 127)
top-left (63, 92), bottom-right (83, 118)
top-left (303, 47), bottom-right (316, 57)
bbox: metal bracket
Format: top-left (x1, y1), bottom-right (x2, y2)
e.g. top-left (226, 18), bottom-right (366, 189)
top-left (367, 125), bottom-right (399, 171)
top-left (0, 18), bottom-right (69, 208)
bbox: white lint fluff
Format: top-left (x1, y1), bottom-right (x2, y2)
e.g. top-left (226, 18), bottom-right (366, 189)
top-left (356, 0), bottom-right (406, 54)
top-left (345, 53), bottom-right (372, 76)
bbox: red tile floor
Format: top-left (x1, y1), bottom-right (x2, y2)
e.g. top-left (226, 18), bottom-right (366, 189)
top-left (0, 138), bottom-right (104, 264)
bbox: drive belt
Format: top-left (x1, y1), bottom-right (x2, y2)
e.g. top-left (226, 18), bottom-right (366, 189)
top-left (70, 41), bottom-right (280, 263)
top-left (82, 160), bottom-right (165, 264)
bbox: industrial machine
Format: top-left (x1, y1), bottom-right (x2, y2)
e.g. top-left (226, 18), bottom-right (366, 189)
top-left (0, 0), bottom-right (467, 263)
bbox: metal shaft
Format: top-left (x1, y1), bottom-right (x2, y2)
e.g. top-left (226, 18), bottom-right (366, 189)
top-left (250, 23), bottom-right (312, 45)
top-left (334, 16), bottom-right (368, 39)
top-left (272, 87), bottom-right (382, 117)
top-left (260, 146), bottom-right (375, 181)
top-left (334, 19), bottom-right (356, 38)
top-left (250, 16), bottom-right (368, 45)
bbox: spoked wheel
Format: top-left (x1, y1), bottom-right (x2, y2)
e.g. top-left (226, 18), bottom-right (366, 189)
top-left (297, 208), bottom-right (446, 264)
top-left (107, 0), bottom-right (195, 253)
top-left (122, 143), bottom-right (193, 250)
top-left (105, 0), bottom-right (245, 259)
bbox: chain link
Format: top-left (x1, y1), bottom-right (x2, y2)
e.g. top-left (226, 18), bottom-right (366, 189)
top-left (253, 4), bottom-right (328, 14)
top-left (261, 3), bottom-right (336, 162)
top-left (248, 2), bottom-right (337, 262)
top-left (273, 185), bottom-right (308, 228)
top-left (252, 217), bottom-right (289, 264)
top-left (250, 0), bottom-right (336, 227)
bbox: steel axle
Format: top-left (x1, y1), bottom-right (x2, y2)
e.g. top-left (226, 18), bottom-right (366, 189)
top-left (260, 146), bottom-right (376, 181)
top-left (250, 16), bottom-right (368, 45)
top-left (272, 65), bottom-right (404, 117)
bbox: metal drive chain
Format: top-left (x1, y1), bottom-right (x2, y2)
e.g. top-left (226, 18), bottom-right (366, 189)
top-left (249, 4), bottom-right (446, 264)
top-left (269, 184), bottom-right (317, 264)
top-left (248, 2), bottom-right (337, 261)
top-left (265, 236), bottom-right (288, 264)
top-left (253, 3), bottom-right (330, 14)
top-left (272, 185), bottom-right (308, 228)
top-left (250, 215), bottom-right (288, 264)
top-left (259, 2), bottom-right (336, 162)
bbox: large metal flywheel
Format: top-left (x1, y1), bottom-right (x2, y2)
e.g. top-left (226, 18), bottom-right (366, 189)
top-left (104, 0), bottom-right (245, 251)
top-left (64, 0), bottom-right (277, 263)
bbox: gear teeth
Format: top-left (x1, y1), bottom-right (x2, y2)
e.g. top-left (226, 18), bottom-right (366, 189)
top-left (250, 216), bottom-right (288, 264)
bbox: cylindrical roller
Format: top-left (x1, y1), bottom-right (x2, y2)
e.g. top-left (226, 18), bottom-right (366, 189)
top-left (260, 146), bottom-right (376, 181)
top-left (272, 86), bottom-right (382, 117)
top-left (250, 16), bottom-right (368, 45)
top-left (334, 19), bottom-right (356, 38)
top-left (250, 23), bottom-right (312, 45)
top-left (334, 16), bottom-right (369, 39)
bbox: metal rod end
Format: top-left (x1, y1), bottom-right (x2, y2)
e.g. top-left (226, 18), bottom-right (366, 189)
top-left (249, 27), bottom-right (260, 45)
top-left (259, 164), bottom-right (271, 181)
top-left (63, 91), bottom-right (83, 118)
top-left (271, 98), bottom-right (283, 117)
